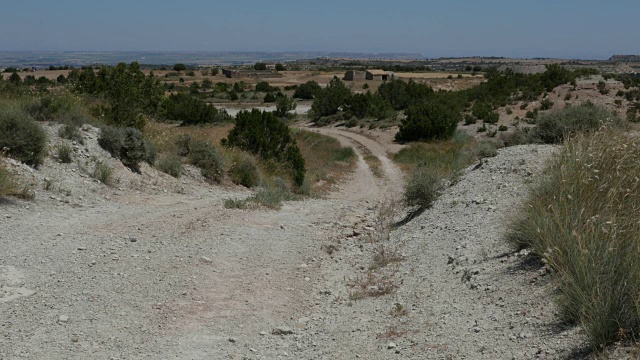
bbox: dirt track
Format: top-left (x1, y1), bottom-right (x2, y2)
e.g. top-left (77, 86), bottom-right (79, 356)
top-left (1, 127), bottom-right (588, 359)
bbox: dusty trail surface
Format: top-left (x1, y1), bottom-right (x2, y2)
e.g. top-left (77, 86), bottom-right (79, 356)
top-left (1, 126), bottom-right (587, 359)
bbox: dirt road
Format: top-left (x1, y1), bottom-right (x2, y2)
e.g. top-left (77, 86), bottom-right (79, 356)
top-left (1, 127), bottom-right (587, 359)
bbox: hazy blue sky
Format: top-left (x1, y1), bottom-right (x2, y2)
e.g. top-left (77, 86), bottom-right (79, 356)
top-left (0, 0), bottom-right (637, 59)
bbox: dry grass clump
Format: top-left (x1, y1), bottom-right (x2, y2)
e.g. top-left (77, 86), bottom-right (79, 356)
top-left (0, 160), bottom-right (16, 198)
top-left (509, 127), bottom-right (640, 349)
top-left (293, 129), bottom-right (357, 193)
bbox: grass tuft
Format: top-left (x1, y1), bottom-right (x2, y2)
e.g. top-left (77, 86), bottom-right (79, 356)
top-left (509, 127), bottom-right (640, 349)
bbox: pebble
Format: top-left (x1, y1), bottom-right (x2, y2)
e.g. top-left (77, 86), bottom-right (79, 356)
top-left (200, 256), bottom-right (213, 263)
top-left (228, 337), bottom-right (237, 343)
top-left (387, 342), bottom-right (397, 349)
top-left (58, 315), bottom-right (69, 323)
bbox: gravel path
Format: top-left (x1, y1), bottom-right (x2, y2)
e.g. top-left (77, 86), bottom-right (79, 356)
top-left (1, 125), bottom-right (590, 359)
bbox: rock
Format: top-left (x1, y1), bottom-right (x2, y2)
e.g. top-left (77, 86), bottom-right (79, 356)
top-left (297, 317), bottom-right (310, 324)
top-left (272, 326), bottom-right (294, 336)
top-left (228, 337), bottom-right (237, 343)
top-left (259, 331), bottom-right (267, 336)
top-left (387, 342), bottom-right (397, 349)
top-left (58, 315), bottom-right (69, 323)
top-left (77, 247), bottom-right (87, 251)
top-left (200, 256), bottom-right (213, 264)
top-left (129, 236), bottom-right (137, 243)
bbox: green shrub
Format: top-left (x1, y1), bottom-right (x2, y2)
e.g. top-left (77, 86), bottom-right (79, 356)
top-left (188, 141), bottom-right (225, 182)
top-left (508, 128), bottom-right (640, 348)
top-left (56, 144), bottom-right (73, 163)
top-left (92, 161), bottom-right (112, 185)
top-left (529, 102), bottom-right (622, 144)
top-left (474, 141), bottom-right (498, 158)
top-left (98, 126), bottom-right (152, 172)
top-left (263, 93), bottom-right (276, 103)
top-left (175, 134), bottom-right (193, 156)
top-left (396, 100), bottom-right (460, 142)
top-left (157, 155), bottom-right (183, 178)
top-left (229, 153), bottom-right (261, 188)
top-left (403, 166), bottom-right (441, 208)
top-left (498, 125), bottom-right (508, 131)
top-left (0, 107), bottom-right (47, 167)
top-left (163, 93), bottom-right (231, 125)
top-left (310, 77), bottom-right (351, 119)
top-left (23, 92), bottom-right (78, 121)
top-left (274, 95), bottom-right (297, 118)
top-left (540, 98), bottom-right (554, 110)
top-left (293, 80), bottom-right (321, 99)
top-left (223, 109), bottom-right (306, 186)
top-left (464, 114), bottom-right (477, 125)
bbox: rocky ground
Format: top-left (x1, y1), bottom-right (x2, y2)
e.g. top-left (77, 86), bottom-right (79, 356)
top-left (0, 123), bottom-right (603, 359)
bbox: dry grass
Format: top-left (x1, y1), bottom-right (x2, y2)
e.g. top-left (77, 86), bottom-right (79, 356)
top-left (0, 160), bottom-right (16, 198)
top-left (293, 129), bottom-right (357, 193)
top-left (363, 154), bottom-right (383, 178)
top-left (145, 122), bottom-right (233, 155)
top-left (509, 127), bottom-right (640, 350)
top-left (348, 271), bottom-right (398, 300)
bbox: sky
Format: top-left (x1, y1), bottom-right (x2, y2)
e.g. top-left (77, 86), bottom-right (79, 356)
top-left (0, 0), bottom-right (638, 59)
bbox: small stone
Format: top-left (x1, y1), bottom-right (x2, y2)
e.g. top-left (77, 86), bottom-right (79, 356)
top-left (59, 315), bottom-right (69, 323)
top-left (129, 236), bottom-right (137, 243)
top-left (272, 326), bottom-right (294, 336)
top-left (200, 256), bottom-right (213, 263)
top-left (259, 331), bottom-right (267, 336)
top-left (77, 247), bottom-right (87, 251)
top-left (228, 337), bottom-right (237, 343)
top-left (249, 348), bottom-right (257, 352)
top-left (387, 342), bottom-right (397, 349)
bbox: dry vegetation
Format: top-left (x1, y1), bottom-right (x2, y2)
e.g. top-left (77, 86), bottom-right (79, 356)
top-left (509, 127), bottom-right (640, 350)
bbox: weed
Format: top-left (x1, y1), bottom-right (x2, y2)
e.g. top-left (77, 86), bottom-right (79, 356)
top-left (229, 153), bottom-right (262, 188)
top-left (92, 161), bottom-right (113, 185)
top-left (56, 144), bottom-right (73, 163)
top-left (157, 155), bottom-right (183, 178)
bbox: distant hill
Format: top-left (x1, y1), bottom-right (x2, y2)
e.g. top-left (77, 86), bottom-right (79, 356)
top-left (0, 51), bottom-right (424, 68)
top-left (609, 55), bottom-right (640, 62)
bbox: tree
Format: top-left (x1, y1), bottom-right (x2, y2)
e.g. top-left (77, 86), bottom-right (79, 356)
top-left (293, 80), bottom-right (321, 99)
top-left (202, 78), bottom-right (213, 89)
top-left (93, 62), bottom-right (164, 129)
top-left (275, 63), bottom-right (286, 71)
top-left (395, 98), bottom-right (461, 142)
top-left (311, 77), bottom-right (351, 119)
top-left (173, 63), bottom-right (187, 72)
top-left (9, 72), bottom-right (21, 85)
top-left (264, 93), bottom-right (276, 103)
top-left (223, 109), bottom-right (306, 186)
top-left (56, 74), bottom-right (67, 84)
top-left (254, 62), bottom-right (267, 71)
top-left (275, 95), bottom-right (297, 118)
top-left (163, 92), bottom-right (231, 125)
top-left (256, 81), bottom-right (272, 92)
top-left (211, 68), bottom-right (220, 76)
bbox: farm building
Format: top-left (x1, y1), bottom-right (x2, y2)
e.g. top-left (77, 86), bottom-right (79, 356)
top-left (365, 70), bottom-right (393, 81)
top-left (221, 68), bottom-right (283, 79)
top-left (343, 70), bottom-right (365, 81)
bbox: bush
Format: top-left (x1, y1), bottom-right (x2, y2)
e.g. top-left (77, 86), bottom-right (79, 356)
top-left (254, 62), bottom-right (267, 71)
top-left (56, 144), bottom-right (73, 163)
top-left (274, 95), bottom-right (297, 118)
top-left (498, 125), bottom-right (508, 131)
top-left (92, 161), bottom-right (112, 184)
top-left (163, 93), bottom-right (231, 125)
top-left (508, 128), bottom-right (640, 348)
top-left (463, 114), bottom-right (477, 125)
top-left (223, 109), bottom-right (306, 186)
top-left (263, 93), bottom-right (276, 103)
top-left (157, 155), bottom-right (182, 178)
top-left (540, 98), bottom-right (554, 110)
top-left (474, 141), bottom-right (498, 158)
top-left (0, 107), bottom-right (47, 167)
top-left (529, 102), bottom-right (622, 144)
top-left (395, 100), bottom-right (460, 142)
top-left (293, 80), bottom-right (321, 100)
top-left (255, 81), bottom-right (278, 93)
top-left (24, 92), bottom-right (78, 121)
top-left (229, 153), bottom-right (261, 188)
top-left (403, 166), bottom-right (441, 208)
top-left (310, 77), bottom-right (351, 119)
top-left (188, 141), bottom-right (225, 182)
top-left (98, 126), bottom-right (152, 172)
